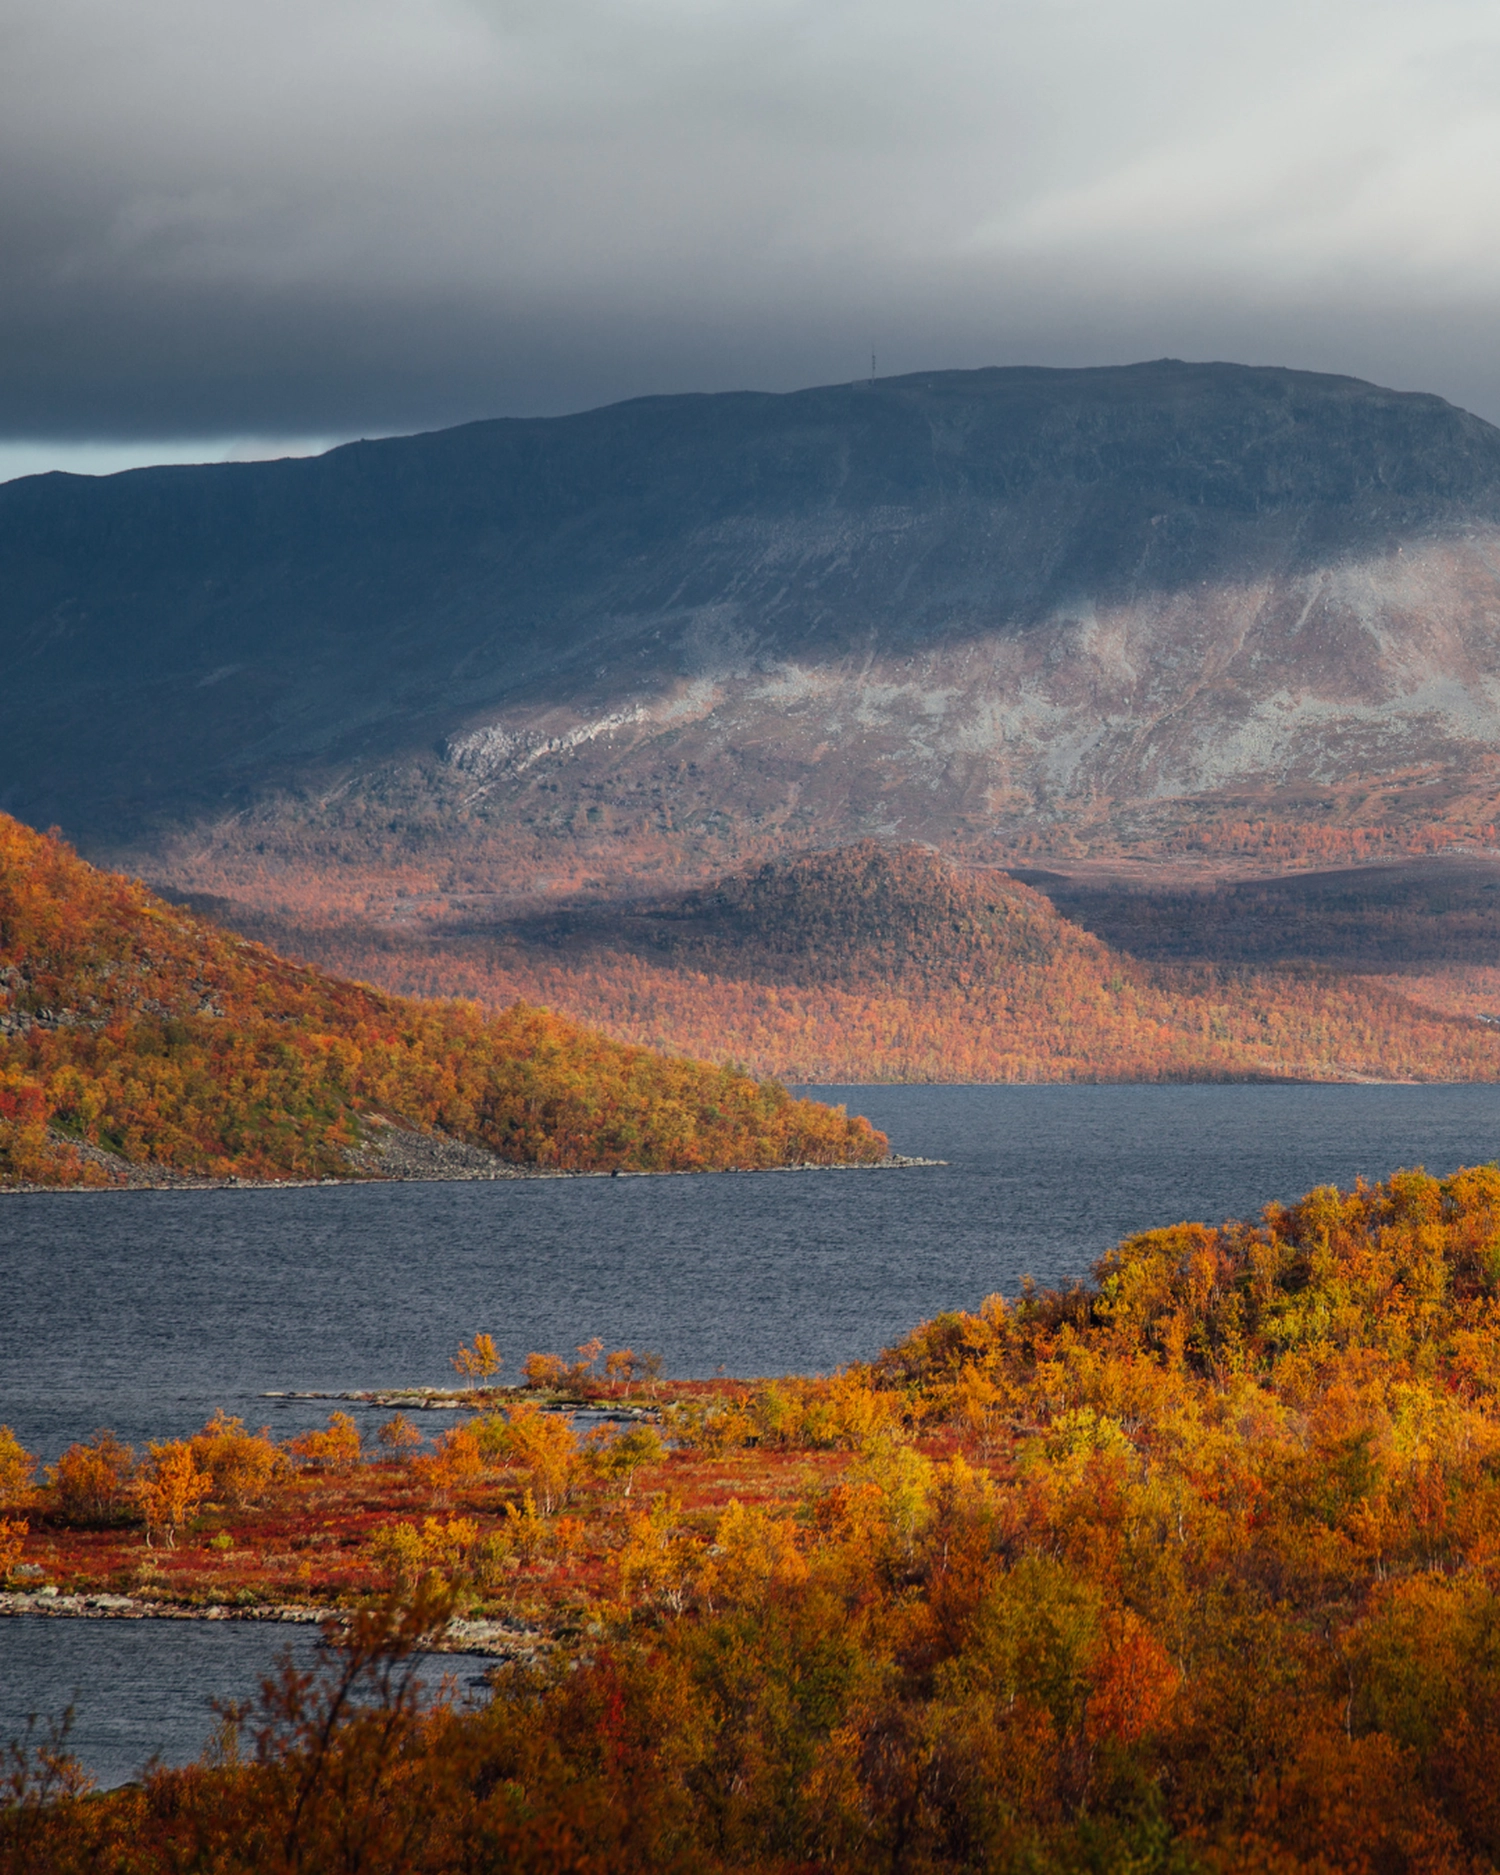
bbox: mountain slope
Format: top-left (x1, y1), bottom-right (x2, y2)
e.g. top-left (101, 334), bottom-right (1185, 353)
top-left (9, 361), bottom-right (1500, 909)
top-left (0, 816), bottom-right (886, 1185)
top-left (239, 844), bottom-right (1500, 1084)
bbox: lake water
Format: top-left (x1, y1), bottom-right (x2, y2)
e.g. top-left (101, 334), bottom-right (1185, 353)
top-left (4, 1081), bottom-right (1500, 1782)
top-left (4, 1082), bottom-right (1500, 1461)
top-left (0, 1619), bottom-right (486, 1792)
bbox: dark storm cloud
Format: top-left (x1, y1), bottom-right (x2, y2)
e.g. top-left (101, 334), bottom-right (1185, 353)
top-left (7, 0), bottom-right (1500, 451)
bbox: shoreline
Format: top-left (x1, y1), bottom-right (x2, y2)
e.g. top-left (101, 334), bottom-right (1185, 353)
top-left (0, 1152), bottom-right (943, 1195)
top-left (0, 1591), bottom-right (540, 1658)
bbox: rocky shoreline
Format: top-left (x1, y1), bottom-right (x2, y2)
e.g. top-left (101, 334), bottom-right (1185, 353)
top-left (1, 1150), bottom-right (942, 1194)
top-left (0, 1590), bottom-right (542, 1659)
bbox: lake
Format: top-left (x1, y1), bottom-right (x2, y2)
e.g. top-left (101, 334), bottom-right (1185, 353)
top-left (4, 1081), bottom-right (1500, 1782)
top-left (4, 1082), bottom-right (1500, 1460)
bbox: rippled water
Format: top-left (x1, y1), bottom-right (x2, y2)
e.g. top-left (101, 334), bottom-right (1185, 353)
top-left (4, 1082), bottom-right (1499, 1782)
top-left (0, 1618), bottom-right (487, 1791)
top-left (4, 1083), bottom-right (1500, 1460)
top-left (0, 1619), bottom-right (323, 1790)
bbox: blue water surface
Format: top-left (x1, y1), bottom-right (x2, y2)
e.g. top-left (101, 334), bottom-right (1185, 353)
top-left (3, 1083), bottom-right (1497, 1460)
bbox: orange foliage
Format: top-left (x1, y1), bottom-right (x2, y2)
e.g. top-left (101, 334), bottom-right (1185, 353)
top-left (30, 1167), bottom-right (1500, 1869)
top-left (0, 814), bottom-right (885, 1183)
top-left (134, 1442), bottom-right (212, 1549)
top-left (0, 1428), bottom-right (36, 1510)
top-left (450, 1333), bottom-right (501, 1389)
top-left (286, 1411), bottom-right (362, 1471)
top-left (0, 1517), bottom-right (27, 1578)
top-left (262, 843), bottom-right (1500, 1083)
top-left (187, 1413), bottom-right (286, 1506)
top-left (410, 1425), bottom-right (484, 1498)
top-left (44, 1432), bottom-right (134, 1526)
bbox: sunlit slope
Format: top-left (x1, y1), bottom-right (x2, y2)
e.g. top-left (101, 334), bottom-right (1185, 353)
top-left (0, 815), bottom-right (886, 1184)
top-left (262, 844), bottom-right (1500, 1082)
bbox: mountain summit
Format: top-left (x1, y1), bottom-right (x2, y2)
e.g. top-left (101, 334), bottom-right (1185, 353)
top-left (7, 360), bottom-right (1500, 899)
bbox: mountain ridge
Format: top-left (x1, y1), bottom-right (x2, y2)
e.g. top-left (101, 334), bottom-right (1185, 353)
top-left (11, 358), bottom-right (1500, 981)
top-left (9, 360), bottom-right (1500, 886)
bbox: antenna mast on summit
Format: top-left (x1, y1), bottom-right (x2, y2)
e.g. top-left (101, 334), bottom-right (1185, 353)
top-left (870, 350), bottom-right (877, 386)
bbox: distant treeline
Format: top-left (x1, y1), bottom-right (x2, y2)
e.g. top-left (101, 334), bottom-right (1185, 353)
top-left (245, 844), bottom-right (1500, 1084)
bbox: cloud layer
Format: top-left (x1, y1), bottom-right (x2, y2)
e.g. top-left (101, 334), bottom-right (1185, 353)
top-left (8, 0), bottom-right (1500, 446)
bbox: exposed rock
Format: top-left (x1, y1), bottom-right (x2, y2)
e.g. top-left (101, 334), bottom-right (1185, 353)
top-left (7, 360), bottom-right (1500, 902)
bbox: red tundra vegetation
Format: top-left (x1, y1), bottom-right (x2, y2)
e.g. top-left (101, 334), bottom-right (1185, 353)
top-left (12, 1165), bottom-right (1500, 1868)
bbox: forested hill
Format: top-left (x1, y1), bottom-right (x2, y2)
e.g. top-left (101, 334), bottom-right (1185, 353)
top-left (0, 814), bottom-right (886, 1186)
top-left (501, 842), bottom-right (1071, 985)
top-left (261, 842), bottom-right (1500, 1084)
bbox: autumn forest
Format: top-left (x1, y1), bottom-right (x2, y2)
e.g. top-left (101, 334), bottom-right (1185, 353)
top-left (11, 795), bottom-right (1500, 1875)
top-left (232, 841), bottom-right (1500, 1086)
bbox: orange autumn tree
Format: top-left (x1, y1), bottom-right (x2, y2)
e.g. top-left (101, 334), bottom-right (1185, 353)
top-left (135, 1442), bottom-right (212, 1549)
top-left (45, 1432), bottom-right (134, 1525)
top-left (0, 1428), bottom-right (36, 1510)
top-left (451, 1334), bottom-right (501, 1391)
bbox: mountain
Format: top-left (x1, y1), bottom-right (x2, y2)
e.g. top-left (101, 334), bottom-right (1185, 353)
top-left (1012, 853), bottom-right (1500, 970)
top-left (0, 815), bottom-right (886, 1186)
top-left (239, 843), bottom-right (1500, 1085)
top-left (9, 359), bottom-right (1500, 923)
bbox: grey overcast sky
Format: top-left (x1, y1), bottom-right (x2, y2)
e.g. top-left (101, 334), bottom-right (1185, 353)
top-left (6, 0), bottom-right (1500, 479)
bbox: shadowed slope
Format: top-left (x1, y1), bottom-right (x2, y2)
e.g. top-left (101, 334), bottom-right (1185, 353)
top-left (9, 362), bottom-right (1500, 901)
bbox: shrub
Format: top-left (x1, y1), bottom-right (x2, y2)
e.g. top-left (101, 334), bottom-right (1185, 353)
top-left (376, 1414), bottom-right (423, 1459)
top-left (0, 1426), bottom-right (37, 1508)
top-left (0, 1516), bottom-right (28, 1577)
top-left (46, 1431), bottom-right (135, 1524)
top-left (520, 1352), bottom-right (568, 1391)
top-left (287, 1411), bottom-right (362, 1470)
top-left (411, 1425), bottom-right (484, 1497)
top-left (189, 1412), bottom-right (286, 1506)
top-left (135, 1441), bottom-right (213, 1548)
top-left (587, 1423), bottom-right (664, 1496)
top-left (497, 1402), bottom-right (580, 1514)
top-left (369, 1515), bottom-right (479, 1589)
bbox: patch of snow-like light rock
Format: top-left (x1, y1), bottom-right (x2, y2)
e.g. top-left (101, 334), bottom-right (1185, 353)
top-left (445, 705), bottom-right (650, 779)
top-left (436, 538), bottom-right (1500, 809)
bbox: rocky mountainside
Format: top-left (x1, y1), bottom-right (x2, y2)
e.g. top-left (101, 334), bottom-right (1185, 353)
top-left (7, 359), bottom-right (1500, 905)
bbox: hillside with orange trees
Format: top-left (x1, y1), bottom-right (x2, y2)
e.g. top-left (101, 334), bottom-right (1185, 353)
top-left (0, 814), bottom-right (886, 1187)
top-left (243, 843), bottom-right (1500, 1083)
top-left (16, 1164), bottom-right (1500, 1869)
